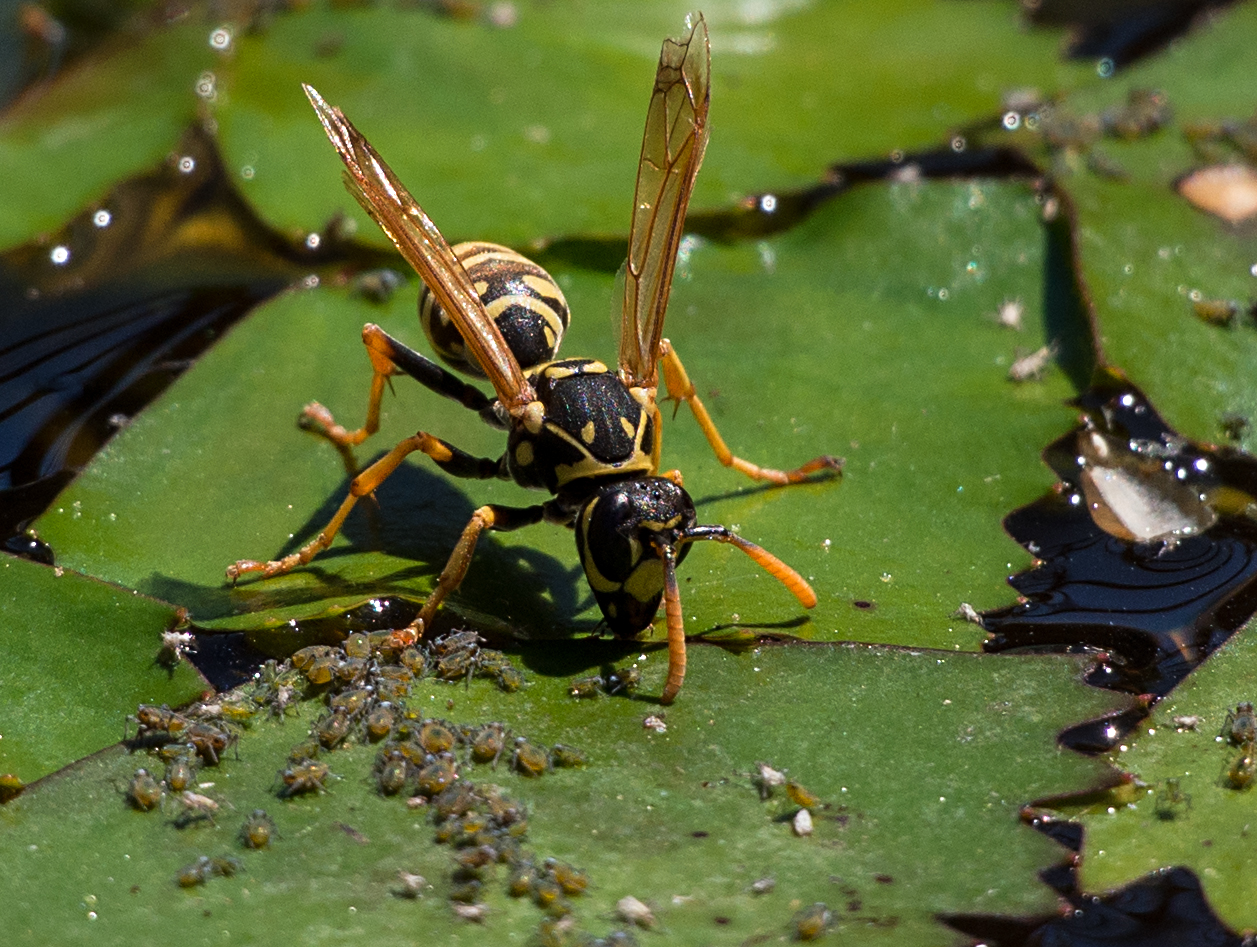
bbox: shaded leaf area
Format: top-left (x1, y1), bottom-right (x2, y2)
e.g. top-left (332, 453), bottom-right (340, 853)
top-left (1054, 623), bottom-right (1257, 932)
top-left (944, 865), bottom-right (1244, 947)
top-left (971, 1), bottom-right (1257, 456)
top-left (982, 371), bottom-right (1257, 745)
top-left (0, 119), bottom-right (393, 538)
top-left (0, 0), bottom-right (1096, 253)
top-left (0, 555), bottom-right (205, 784)
top-left (0, 641), bottom-right (1127, 945)
top-left (35, 182), bottom-right (1076, 653)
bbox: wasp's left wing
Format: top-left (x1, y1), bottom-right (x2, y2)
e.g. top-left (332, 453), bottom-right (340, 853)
top-left (618, 14), bottom-right (710, 391)
top-left (303, 84), bottom-right (534, 414)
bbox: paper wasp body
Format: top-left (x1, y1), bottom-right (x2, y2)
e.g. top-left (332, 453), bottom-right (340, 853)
top-left (227, 15), bottom-right (841, 703)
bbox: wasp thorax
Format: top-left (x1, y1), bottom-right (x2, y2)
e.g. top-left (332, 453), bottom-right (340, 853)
top-left (419, 242), bottom-right (570, 377)
top-left (576, 478), bottom-right (697, 634)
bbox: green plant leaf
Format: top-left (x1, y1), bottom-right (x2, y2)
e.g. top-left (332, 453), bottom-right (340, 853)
top-left (0, 555), bottom-right (205, 784)
top-left (34, 181), bottom-right (1075, 651)
top-left (0, 642), bottom-right (1124, 944)
top-left (1059, 623), bottom-right (1257, 932)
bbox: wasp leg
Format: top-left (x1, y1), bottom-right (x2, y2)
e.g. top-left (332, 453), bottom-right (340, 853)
top-left (227, 431), bottom-right (502, 583)
top-left (659, 339), bottom-right (843, 484)
top-left (395, 502), bottom-right (552, 642)
top-left (658, 542), bottom-right (686, 705)
top-left (300, 323), bottom-right (501, 451)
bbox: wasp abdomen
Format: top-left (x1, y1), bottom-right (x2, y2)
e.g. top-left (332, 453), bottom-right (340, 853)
top-left (420, 242), bottom-right (570, 377)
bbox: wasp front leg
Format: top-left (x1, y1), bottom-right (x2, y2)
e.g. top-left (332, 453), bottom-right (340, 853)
top-left (659, 339), bottom-right (843, 484)
top-left (226, 431), bottom-right (501, 583)
top-left (300, 323), bottom-right (500, 454)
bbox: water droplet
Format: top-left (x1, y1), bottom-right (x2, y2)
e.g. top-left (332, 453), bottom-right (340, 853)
top-left (951, 135), bottom-right (966, 152)
top-left (1002, 111), bottom-right (1021, 131)
top-left (937, 288), bottom-right (949, 300)
top-left (195, 71), bottom-right (216, 100)
top-left (240, 165), bottom-right (254, 180)
top-left (209, 26), bottom-right (232, 51)
top-left (92, 209), bottom-right (111, 228)
top-left (1097, 58), bottom-right (1115, 78)
top-left (889, 149), bottom-right (904, 163)
top-left (759, 193), bottom-right (778, 213)
top-left (305, 233), bottom-right (321, 250)
top-left (50, 245), bottom-right (70, 265)
top-left (177, 156), bottom-right (196, 174)
top-left (1025, 113), bottom-right (1040, 130)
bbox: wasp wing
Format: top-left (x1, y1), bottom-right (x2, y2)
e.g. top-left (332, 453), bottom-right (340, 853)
top-left (303, 84), bottom-right (533, 412)
top-left (618, 15), bottom-right (710, 390)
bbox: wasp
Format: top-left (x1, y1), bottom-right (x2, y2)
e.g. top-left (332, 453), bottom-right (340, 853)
top-left (226, 15), bottom-right (839, 704)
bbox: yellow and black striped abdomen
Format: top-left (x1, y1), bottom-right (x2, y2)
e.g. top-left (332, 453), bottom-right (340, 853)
top-left (419, 241), bottom-right (570, 378)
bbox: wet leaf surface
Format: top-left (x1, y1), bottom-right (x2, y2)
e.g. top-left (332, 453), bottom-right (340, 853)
top-left (0, 642), bottom-right (1124, 945)
top-left (0, 555), bottom-right (205, 783)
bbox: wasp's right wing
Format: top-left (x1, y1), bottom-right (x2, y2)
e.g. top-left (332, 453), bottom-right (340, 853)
top-left (618, 15), bottom-right (711, 391)
top-left (303, 84), bottom-right (534, 413)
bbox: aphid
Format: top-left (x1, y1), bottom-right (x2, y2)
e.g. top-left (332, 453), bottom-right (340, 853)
top-left (432, 782), bottom-right (481, 820)
top-left (375, 749), bottom-right (409, 796)
top-left (793, 902), bottom-right (833, 941)
top-left (754, 762), bottom-right (786, 801)
top-left (291, 645), bottom-right (337, 672)
top-left (163, 751), bottom-right (198, 793)
top-left (449, 879), bottom-right (483, 904)
top-left (549, 744), bottom-right (588, 769)
top-left (126, 768), bottom-right (163, 811)
top-left (365, 703), bottom-right (396, 742)
top-left (531, 876), bottom-right (564, 909)
top-left (278, 758), bottom-right (331, 798)
top-left (240, 809), bottom-right (277, 849)
top-left (786, 780), bottom-right (821, 809)
top-left (1222, 701), bottom-right (1257, 746)
top-left (227, 16), bottom-right (836, 705)
top-left (545, 859), bottom-right (589, 896)
top-left (616, 895), bottom-right (656, 930)
top-left (415, 756), bottom-right (458, 796)
top-left (953, 602), bottom-right (985, 628)
top-left (0, 773), bottom-right (25, 804)
top-left (569, 675), bottom-right (604, 699)
top-left (1193, 297), bottom-right (1240, 327)
top-left (303, 654), bottom-right (341, 685)
top-left (495, 664), bottom-right (525, 693)
top-left (173, 790), bottom-right (220, 828)
top-left (315, 710), bottom-right (353, 750)
top-left (1008, 342), bottom-right (1059, 382)
top-left (455, 845), bottom-right (498, 873)
top-left (343, 633), bottom-right (370, 658)
top-left (417, 719), bottom-right (457, 754)
top-left (1226, 743), bottom-right (1256, 790)
top-left (334, 656), bottom-right (370, 684)
top-left (470, 724), bottom-right (508, 766)
top-left (604, 665), bottom-right (641, 695)
top-left (330, 687), bottom-right (373, 717)
top-left (508, 863), bottom-right (539, 898)
top-left (176, 855), bottom-right (242, 888)
top-left (512, 738), bottom-right (550, 777)
top-left (1153, 777), bottom-right (1191, 819)
top-left (750, 876), bottom-right (776, 895)
top-left (185, 722), bottom-right (235, 765)
top-left (399, 646), bottom-right (426, 674)
top-left (131, 704), bottom-right (188, 737)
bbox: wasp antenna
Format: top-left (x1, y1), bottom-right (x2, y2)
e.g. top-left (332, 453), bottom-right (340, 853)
top-left (685, 526), bottom-right (817, 609)
top-left (657, 542), bottom-right (687, 705)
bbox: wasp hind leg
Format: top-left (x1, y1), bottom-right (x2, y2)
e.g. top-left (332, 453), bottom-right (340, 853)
top-left (226, 431), bottom-right (502, 583)
top-left (659, 339), bottom-right (843, 484)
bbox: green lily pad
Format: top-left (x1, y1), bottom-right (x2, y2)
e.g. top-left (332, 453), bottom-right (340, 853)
top-left (35, 181), bottom-right (1077, 651)
top-left (0, 2), bottom-right (1095, 250)
top-left (0, 641), bottom-right (1125, 944)
top-left (1061, 621), bottom-right (1257, 932)
top-left (0, 555), bottom-right (205, 784)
